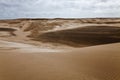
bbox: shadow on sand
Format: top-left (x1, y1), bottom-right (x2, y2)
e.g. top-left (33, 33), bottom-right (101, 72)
top-left (34, 26), bottom-right (120, 47)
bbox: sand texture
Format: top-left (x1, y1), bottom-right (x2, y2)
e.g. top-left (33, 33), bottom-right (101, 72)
top-left (0, 18), bottom-right (120, 80)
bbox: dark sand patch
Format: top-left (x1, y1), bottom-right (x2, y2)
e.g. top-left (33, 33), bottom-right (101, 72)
top-left (34, 26), bottom-right (120, 47)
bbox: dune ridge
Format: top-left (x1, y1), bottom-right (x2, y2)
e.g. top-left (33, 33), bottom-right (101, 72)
top-left (0, 18), bottom-right (120, 48)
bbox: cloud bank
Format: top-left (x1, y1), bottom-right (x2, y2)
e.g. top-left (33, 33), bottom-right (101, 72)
top-left (0, 0), bottom-right (120, 19)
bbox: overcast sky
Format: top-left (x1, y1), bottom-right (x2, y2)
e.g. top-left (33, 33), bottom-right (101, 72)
top-left (0, 0), bottom-right (120, 19)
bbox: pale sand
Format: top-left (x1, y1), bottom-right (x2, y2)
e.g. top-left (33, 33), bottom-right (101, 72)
top-left (0, 43), bottom-right (120, 80)
top-left (0, 40), bottom-right (62, 52)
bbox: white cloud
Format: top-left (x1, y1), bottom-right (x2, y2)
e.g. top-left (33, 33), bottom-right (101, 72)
top-left (0, 0), bottom-right (120, 19)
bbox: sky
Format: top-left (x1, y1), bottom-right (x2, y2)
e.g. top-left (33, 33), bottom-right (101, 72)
top-left (0, 0), bottom-right (120, 19)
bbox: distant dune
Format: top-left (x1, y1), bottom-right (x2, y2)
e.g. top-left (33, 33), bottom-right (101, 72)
top-left (0, 18), bottom-right (120, 47)
top-left (36, 25), bottom-right (120, 47)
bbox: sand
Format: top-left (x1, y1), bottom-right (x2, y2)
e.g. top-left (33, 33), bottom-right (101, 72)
top-left (0, 43), bottom-right (120, 80)
top-left (0, 40), bottom-right (62, 53)
top-left (0, 18), bottom-right (120, 80)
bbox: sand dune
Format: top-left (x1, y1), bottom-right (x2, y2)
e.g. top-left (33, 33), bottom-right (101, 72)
top-left (0, 40), bottom-right (62, 53)
top-left (37, 25), bottom-right (120, 47)
top-left (0, 18), bottom-right (120, 80)
top-left (0, 43), bottom-right (120, 80)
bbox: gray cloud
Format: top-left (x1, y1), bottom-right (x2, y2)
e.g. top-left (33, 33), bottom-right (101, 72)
top-left (0, 0), bottom-right (120, 19)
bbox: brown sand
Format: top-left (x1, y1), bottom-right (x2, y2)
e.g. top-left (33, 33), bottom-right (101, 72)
top-left (0, 18), bottom-right (120, 80)
top-left (0, 43), bottom-right (120, 80)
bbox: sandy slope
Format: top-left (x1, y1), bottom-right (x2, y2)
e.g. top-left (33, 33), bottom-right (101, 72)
top-left (0, 43), bottom-right (120, 80)
top-left (0, 18), bottom-right (120, 80)
top-left (0, 40), bottom-right (62, 52)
